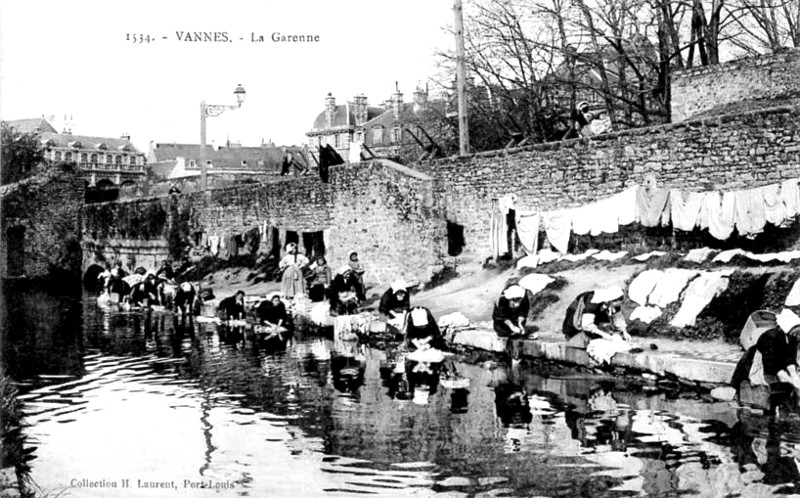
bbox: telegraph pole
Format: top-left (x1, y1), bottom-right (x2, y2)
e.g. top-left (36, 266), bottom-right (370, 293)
top-left (454, 0), bottom-right (470, 156)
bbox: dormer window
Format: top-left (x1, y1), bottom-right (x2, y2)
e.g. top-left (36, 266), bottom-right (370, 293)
top-left (118, 144), bottom-right (132, 152)
top-left (40, 138), bottom-right (55, 147)
top-left (69, 141), bottom-right (82, 149)
top-left (241, 160), bottom-right (248, 167)
top-left (95, 143), bottom-right (107, 150)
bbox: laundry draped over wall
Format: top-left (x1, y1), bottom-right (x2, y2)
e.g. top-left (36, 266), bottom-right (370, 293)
top-left (503, 178), bottom-right (800, 254)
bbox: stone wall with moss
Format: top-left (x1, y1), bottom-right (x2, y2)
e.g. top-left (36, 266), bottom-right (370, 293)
top-left (1, 164), bottom-right (84, 282)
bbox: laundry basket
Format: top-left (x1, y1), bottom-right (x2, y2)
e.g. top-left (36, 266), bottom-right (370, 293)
top-left (740, 310), bottom-right (777, 350)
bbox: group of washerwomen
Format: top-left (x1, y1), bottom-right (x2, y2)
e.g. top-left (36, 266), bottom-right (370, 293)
top-left (99, 249), bottom-right (636, 361)
top-left (98, 260), bottom-right (200, 316)
top-left (220, 240), bottom-right (636, 354)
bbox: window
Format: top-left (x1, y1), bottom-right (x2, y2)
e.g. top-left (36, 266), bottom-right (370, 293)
top-left (54, 151), bottom-right (62, 161)
top-left (80, 153), bottom-right (88, 163)
top-left (65, 152), bottom-right (73, 162)
top-left (334, 134), bottom-right (340, 149)
top-left (391, 126), bottom-right (402, 143)
top-left (90, 154), bottom-right (98, 163)
top-left (372, 127), bottom-right (383, 145)
top-left (355, 131), bottom-right (363, 143)
top-left (130, 156), bottom-right (137, 165)
top-left (115, 156), bottom-right (122, 165)
top-left (107, 154), bottom-right (114, 164)
top-left (189, 160), bottom-right (196, 168)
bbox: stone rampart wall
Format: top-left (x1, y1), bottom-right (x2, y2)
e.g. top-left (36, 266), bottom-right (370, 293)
top-left (672, 50), bottom-right (800, 122)
top-left (418, 105), bottom-right (800, 260)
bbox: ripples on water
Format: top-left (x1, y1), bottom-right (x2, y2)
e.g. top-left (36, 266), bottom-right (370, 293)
top-left (5, 290), bottom-right (800, 497)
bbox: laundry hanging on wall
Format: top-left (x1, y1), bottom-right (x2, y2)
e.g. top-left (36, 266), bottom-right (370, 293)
top-left (532, 178), bottom-right (800, 253)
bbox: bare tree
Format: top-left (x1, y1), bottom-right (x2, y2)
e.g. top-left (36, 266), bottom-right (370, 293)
top-left (727, 0), bottom-right (800, 53)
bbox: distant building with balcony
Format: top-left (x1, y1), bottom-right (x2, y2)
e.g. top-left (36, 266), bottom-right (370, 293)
top-left (147, 142), bottom-right (309, 180)
top-left (4, 118), bottom-right (147, 188)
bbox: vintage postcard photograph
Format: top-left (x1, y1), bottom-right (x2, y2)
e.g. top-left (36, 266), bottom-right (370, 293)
top-left (4, 0), bottom-right (800, 496)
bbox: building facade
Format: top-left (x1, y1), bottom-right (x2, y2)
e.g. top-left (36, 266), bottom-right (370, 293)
top-left (147, 142), bottom-right (309, 180)
top-left (306, 87), bottom-right (443, 162)
top-left (5, 118), bottom-right (147, 188)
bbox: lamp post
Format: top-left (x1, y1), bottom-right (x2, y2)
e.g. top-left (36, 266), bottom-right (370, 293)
top-left (199, 84), bottom-right (246, 190)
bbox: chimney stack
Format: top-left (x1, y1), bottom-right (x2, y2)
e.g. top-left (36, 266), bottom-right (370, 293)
top-left (392, 82), bottom-right (403, 120)
top-left (413, 84), bottom-right (428, 113)
top-left (325, 93), bottom-right (336, 128)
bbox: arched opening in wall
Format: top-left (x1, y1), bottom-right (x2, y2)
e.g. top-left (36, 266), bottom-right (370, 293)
top-left (6, 226), bottom-right (25, 277)
top-left (285, 230), bottom-right (299, 250)
top-left (83, 264), bottom-right (107, 291)
top-left (269, 228), bottom-right (281, 259)
top-left (302, 231), bottom-right (326, 260)
top-left (446, 221), bottom-right (465, 256)
top-left (86, 179), bottom-right (119, 203)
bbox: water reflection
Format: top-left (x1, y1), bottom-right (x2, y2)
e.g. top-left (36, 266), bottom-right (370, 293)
top-left (8, 290), bottom-right (800, 496)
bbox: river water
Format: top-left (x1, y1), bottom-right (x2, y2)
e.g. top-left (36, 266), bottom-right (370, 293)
top-left (4, 288), bottom-right (800, 497)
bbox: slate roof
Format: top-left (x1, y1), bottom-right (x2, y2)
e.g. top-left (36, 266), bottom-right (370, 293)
top-left (360, 103), bottom-right (415, 129)
top-left (149, 143), bottom-right (308, 170)
top-left (5, 118), bottom-right (58, 134)
top-left (310, 105), bottom-right (385, 132)
top-left (39, 132), bottom-right (142, 153)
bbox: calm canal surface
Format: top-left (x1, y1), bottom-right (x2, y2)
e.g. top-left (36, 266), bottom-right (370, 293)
top-left (5, 289), bottom-right (800, 497)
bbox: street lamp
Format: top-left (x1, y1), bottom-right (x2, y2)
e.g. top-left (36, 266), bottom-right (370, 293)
top-left (199, 84), bottom-right (246, 190)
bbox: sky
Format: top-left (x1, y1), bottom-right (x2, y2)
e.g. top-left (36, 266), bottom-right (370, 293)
top-left (0, 0), bottom-right (455, 152)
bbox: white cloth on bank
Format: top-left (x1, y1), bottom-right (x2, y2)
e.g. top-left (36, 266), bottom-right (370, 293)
top-left (628, 270), bottom-right (663, 306)
top-left (630, 305), bottom-right (663, 324)
top-left (684, 247), bottom-right (716, 263)
top-left (560, 249), bottom-right (600, 262)
top-left (713, 249), bottom-right (746, 263)
top-left (633, 251), bottom-right (667, 261)
top-left (587, 335), bottom-right (635, 364)
top-left (591, 250), bottom-right (628, 261)
top-left (786, 278), bottom-right (800, 306)
top-left (670, 271), bottom-right (731, 327)
top-left (518, 273), bottom-right (555, 296)
top-left (648, 269), bottom-right (698, 308)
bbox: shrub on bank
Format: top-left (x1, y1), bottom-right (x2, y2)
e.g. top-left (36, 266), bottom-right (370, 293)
top-left (0, 369), bottom-right (33, 491)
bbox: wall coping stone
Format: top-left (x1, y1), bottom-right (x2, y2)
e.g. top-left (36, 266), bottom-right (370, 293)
top-left (423, 101), bottom-right (800, 168)
top-left (672, 49), bottom-right (800, 80)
